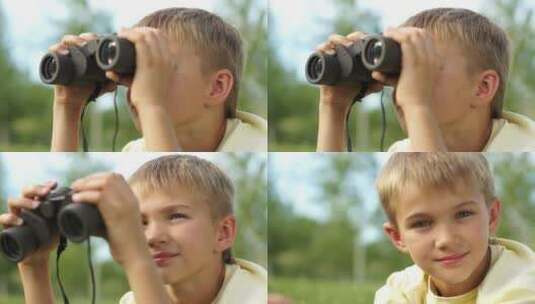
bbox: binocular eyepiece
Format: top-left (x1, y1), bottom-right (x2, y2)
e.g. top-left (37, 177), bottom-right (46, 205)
top-left (39, 34), bottom-right (136, 86)
top-left (0, 187), bottom-right (106, 263)
top-left (305, 34), bottom-right (401, 86)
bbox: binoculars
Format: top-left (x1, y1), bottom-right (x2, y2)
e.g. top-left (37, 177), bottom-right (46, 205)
top-left (0, 187), bottom-right (106, 263)
top-left (39, 34), bottom-right (136, 86)
top-left (305, 34), bottom-right (401, 86)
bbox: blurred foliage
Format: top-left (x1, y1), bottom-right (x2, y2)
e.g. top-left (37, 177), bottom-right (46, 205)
top-left (0, 0), bottom-right (267, 151)
top-left (269, 277), bottom-right (379, 304)
top-left (269, 153), bottom-right (535, 301)
top-left (269, 0), bottom-right (535, 151)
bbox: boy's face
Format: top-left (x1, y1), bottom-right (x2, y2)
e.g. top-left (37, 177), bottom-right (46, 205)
top-left (135, 185), bottom-right (230, 284)
top-left (127, 38), bottom-right (216, 131)
top-left (385, 180), bottom-right (500, 292)
top-left (394, 36), bottom-right (482, 130)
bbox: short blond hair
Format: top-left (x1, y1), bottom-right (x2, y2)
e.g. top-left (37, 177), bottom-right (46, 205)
top-left (128, 154), bottom-right (235, 263)
top-left (402, 8), bottom-right (510, 118)
top-left (136, 8), bottom-right (243, 118)
top-left (376, 153), bottom-right (496, 226)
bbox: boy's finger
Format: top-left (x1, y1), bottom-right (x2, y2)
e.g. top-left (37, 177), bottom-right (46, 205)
top-left (0, 213), bottom-right (24, 227)
top-left (7, 197), bottom-right (40, 211)
top-left (79, 32), bottom-right (98, 40)
top-left (60, 34), bottom-right (88, 47)
top-left (21, 184), bottom-right (54, 199)
top-left (346, 31), bottom-right (366, 42)
top-left (72, 191), bottom-right (101, 205)
top-left (327, 34), bottom-right (353, 47)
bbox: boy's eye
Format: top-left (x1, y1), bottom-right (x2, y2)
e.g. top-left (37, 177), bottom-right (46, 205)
top-left (410, 219), bottom-right (432, 229)
top-left (456, 210), bottom-right (474, 219)
top-left (169, 213), bottom-right (188, 221)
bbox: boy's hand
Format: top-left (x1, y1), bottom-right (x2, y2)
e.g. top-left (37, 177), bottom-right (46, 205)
top-left (316, 31), bottom-right (387, 111)
top-left (380, 27), bottom-right (446, 151)
top-left (70, 173), bottom-right (149, 266)
top-left (381, 27), bottom-right (440, 112)
top-left (112, 27), bottom-right (175, 112)
top-left (0, 181), bottom-right (58, 267)
top-left (49, 33), bottom-right (117, 110)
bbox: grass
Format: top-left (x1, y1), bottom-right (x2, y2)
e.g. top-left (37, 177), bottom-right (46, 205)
top-left (0, 296), bottom-right (118, 304)
top-left (269, 277), bottom-right (382, 304)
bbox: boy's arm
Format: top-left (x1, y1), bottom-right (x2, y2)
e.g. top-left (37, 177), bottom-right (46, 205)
top-left (382, 27), bottom-right (447, 152)
top-left (18, 262), bottom-right (55, 304)
top-left (51, 99), bottom-right (83, 152)
top-left (116, 27), bottom-right (180, 151)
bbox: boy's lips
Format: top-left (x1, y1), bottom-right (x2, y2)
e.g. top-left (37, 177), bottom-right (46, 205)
top-left (152, 251), bottom-right (179, 267)
top-left (435, 252), bottom-right (469, 267)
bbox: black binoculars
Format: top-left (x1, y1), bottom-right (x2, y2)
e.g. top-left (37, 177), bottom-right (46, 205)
top-left (0, 187), bottom-right (106, 263)
top-left (305, 34), bottom-right (401, 86)
top-left (39, 34), bottom-right (136, 86)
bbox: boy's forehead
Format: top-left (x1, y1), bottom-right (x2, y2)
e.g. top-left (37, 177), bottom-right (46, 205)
top-left (133, 183), bottom-right (208, 213)
top-left (394, 179), bottom-right (483, 214)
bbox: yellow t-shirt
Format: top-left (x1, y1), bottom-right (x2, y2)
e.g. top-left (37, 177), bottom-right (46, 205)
top-left (388, 111), bottom-right (535, 152)
top-left (118, 259), bottom-right (267, 304)
top-left (374, 238), bottom-right (535, 304)
top-left (121, 111), bottom-right (267, 152)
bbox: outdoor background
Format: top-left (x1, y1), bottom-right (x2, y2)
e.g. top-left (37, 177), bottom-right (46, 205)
top-left (269, 153), bottom-right (535, 303)
top-left (0, 0), bottom-right (267, 151)
top-left (0, 152), bottom-right (267, 303)
top-left (269, 0), bottom-right (535, 151)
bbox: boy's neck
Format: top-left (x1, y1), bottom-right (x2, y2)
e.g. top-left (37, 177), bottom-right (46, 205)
top-left (166, 259), bottom-right (226, 304)
top-left (440, 110), bottom-right (493, 152)
top-left (174, 108), bottom-right (227, 152)
top-left (431, 246), bottom-right (491, 297)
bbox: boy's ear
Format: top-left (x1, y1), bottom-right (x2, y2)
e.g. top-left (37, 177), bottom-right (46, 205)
top-left (488, 199), bottom-right (501, 235)
top-left (214, 215), bottom-right (237, 253)
top-left (383, 222), bottom-right (409, 253)
top-left (473, 69), bottom-right (500, 108)
top-left (206, 69), bottom-right (234, 107)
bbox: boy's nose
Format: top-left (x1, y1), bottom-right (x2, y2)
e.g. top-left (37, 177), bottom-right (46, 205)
top-left (434, 224), bottom-right (459, 250)
top-left (145, 221), bottom-right (171, 247)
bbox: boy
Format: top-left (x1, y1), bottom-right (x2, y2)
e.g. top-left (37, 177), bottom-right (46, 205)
top-left (316, 8), bottom-right (535, 152)
top-left (0, 154), bottom-right (267, 303)
top-left (50, 7), bottom-right (267, 152)
top-left (375, 153), bottom-right (535, 303)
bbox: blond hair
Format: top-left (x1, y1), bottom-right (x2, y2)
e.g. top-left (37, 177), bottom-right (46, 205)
top-left (376, 153), bottom-right (496, 226)
top-left (128, 154), bottom-right (235, 263)
top-left (136, 7), bottom-right (244, 118)
top-left (402, 8), bottom-right (510, 118)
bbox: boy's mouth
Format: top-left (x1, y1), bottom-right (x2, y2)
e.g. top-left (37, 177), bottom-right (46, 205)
top-left (435, 251), bottom-right (469, 267)
top-left (152, 251), bottom-right (179, 267)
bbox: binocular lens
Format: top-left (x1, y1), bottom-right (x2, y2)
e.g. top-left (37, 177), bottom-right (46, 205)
top-left (41, 55), bottom-right (58, 82)
top-left (99, 40), bottom-right (118, 66)
top-left (0, 233), bottom-right (23, 262)
top-left (365, 40), bottom-right (384, 66)
top-left (307, 56), bottom-right (324, 81)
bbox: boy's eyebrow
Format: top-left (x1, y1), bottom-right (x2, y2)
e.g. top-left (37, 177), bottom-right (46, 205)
top-left (404, 200), bottom-right (479, 222)
top-left (141, 203), bottom-right (192, 217)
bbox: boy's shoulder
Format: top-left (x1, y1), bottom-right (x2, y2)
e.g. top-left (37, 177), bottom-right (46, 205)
top-left (485, 111), bottom-right (535, 151)
top-left (120, 111), bottom-right (267, 152)
top-left (217, 111), bottom-right (267, 152)
top-left (214, 258), bottom-right (267, 304)
top-left (374, 264), bottom-right (427, 303)
top-left (387, 111), bottom-right (535, 152)
top-left (479, 238), bottom-right (535, 302)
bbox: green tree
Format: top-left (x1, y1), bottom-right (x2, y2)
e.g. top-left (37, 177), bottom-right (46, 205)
top-left (218, 0), bottom-right (268, 117)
